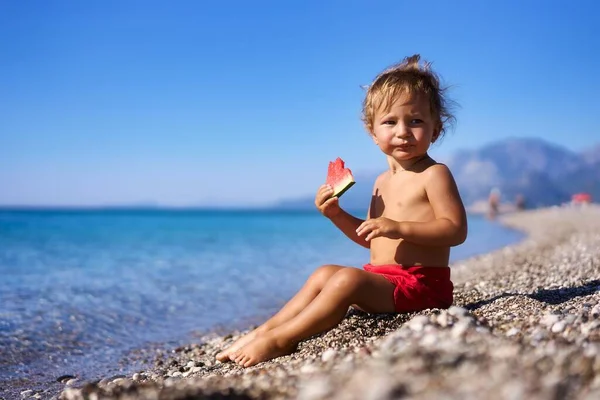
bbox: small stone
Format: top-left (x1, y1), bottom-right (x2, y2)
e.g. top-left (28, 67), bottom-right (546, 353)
top-left (98, 378), bottom-right (111, 387)
top-left (451, 319), bottom-right (472, 338)
top-left (56, 375), bottom-right (76, 383)
top-left (191, 367), bottom-right (202, 373)
top-left (491, 345), bottom-right (519, 359)
top-left (407, 315), bottom-right (430, 332)
top-left (20, 390), bottom-right (33, 397)
top-left (506, 327), bottom-right (520, 337)
top-left (164, 377), bottom-right (179, 386)
top-left (437, 312), bottom-right (450, 327)
top-left (298, 376), bottom-right (332, 400)
top-left (447, 306), bottom-right (468, 318)
top-left (540, 314), bottom-right (560, 327)
top-left (581, 321), bottom-right (600, 336)
top-left (420, 333), bottom-right (438, 347)
top-left (564, 314), bottom-right (577, 324)
top-left (531, 327), bottom-right (549, 341)
top-left (552, 321), bottom-right (566, 333)
top-left (61, 388), bottom-right (80, 400)
top-left (583, 344), bottom-right (599, 357)
top-left (500, 381), bottom-right (525, 399)
top-left (321, 349), bottom-right (337, 362)
top-left (300, 363), bottom-right (319, 374)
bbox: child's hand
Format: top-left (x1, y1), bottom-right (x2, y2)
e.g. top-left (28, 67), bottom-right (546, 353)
top-left (315, 185), bottom-right (341, 218)
top-left (356, 217), bottom-right (401, 241)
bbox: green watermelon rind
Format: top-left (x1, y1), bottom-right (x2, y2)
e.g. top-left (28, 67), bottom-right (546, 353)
top-left (331, 181), bottom-right (356, 199)
top-left (331, 175), bottom-right (355, 198)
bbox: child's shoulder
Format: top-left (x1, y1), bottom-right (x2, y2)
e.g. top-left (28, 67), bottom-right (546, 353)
top-left (424, 160), bottom-right (451, 173)
top-left (421, 161), bottom-right (459, 189)
top-left (373, 170), bottom-right (391, 186)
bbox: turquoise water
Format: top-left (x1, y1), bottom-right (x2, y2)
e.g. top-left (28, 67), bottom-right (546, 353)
top-left (0, 209), bottom-right (524, 383)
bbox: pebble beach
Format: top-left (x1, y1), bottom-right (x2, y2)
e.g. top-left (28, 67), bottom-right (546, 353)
top-left (17, 205), bottom-right (600, 399)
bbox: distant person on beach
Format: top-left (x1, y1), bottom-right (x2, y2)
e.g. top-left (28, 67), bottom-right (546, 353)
top-left (488, 188), bottom-right (501, 219)
top-left (216, 55), bottom-right (468, 367)
top-left (515, 194), bottom-right (526, 211)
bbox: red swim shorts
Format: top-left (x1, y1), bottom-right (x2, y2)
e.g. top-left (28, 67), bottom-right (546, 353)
top-left (363, 264), bottom-right (454, 313)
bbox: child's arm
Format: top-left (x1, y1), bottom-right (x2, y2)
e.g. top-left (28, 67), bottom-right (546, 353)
top-left (399, 164), bottom-right (467, 246)
top-left (315, 184), bottom-right (370, 249)
top-left (356, 164), bottom-right (468, 246)
top-left (329, 209), bottom-right (370, 249)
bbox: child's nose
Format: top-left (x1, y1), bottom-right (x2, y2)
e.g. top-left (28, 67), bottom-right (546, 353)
top-left (394, 124), bottom-right (411, 138)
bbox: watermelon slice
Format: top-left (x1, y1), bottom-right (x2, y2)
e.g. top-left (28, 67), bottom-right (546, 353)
top-left (326, 157), bottom-right (355, 198)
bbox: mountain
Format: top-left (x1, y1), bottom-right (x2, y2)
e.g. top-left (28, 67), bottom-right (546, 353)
top-left (275, 138), bottom-right (599, 211)
top-left (447, 138), bottom-right (599, 208)
top-left (582, 144), bottom-right (600, 165)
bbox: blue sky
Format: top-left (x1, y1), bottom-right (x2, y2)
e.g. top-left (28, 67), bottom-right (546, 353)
top-left (1, 0), bottom-right (599, 207)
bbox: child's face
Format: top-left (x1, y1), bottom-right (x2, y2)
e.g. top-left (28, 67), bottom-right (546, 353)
top-left (370, 92), bottom-right (439, 161)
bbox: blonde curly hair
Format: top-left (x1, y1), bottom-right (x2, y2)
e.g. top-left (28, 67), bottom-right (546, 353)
top-left (361, 54), bottom-right (456, 142)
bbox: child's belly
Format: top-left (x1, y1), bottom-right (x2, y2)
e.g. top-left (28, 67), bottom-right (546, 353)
top-left (369, 237), bottom-right (450, 267)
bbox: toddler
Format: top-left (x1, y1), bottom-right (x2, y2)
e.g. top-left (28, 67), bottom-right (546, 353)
top-left (216, 54), bottom-right (468, 367)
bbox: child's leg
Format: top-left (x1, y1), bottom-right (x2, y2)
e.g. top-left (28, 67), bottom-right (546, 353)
top-left (216, 264), bottom-right (346, 361)
top-left (232, 268), bottom-right (396, 367)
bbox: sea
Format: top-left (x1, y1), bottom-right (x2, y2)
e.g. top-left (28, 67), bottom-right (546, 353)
top-left (0, 208), bottom-right (525, 390)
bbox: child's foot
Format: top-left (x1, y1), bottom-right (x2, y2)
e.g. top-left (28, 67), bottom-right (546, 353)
top-left (231, 333), bottom-right (297, 368)
top-left (215, 329), bottom-right (261, 362)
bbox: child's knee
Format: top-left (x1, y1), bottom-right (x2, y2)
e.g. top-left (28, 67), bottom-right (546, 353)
top-left (310, 265), bottom-right (342, 288)
top-left (326, 268), bottom-right (365, 295)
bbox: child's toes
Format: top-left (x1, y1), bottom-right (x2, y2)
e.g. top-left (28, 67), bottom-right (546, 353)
top-left (233, 352), bottom-right (244, 364)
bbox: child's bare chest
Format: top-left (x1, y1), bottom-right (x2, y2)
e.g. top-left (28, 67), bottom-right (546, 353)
top-left (371, 174), bottom-right (432, 221)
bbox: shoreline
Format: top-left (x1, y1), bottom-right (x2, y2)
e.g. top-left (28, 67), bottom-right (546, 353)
top-left (10, 205), bottom-right (600, 399)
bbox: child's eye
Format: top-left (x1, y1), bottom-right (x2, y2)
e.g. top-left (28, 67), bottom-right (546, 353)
top-left (382, 120), bottom-right (396, 125)
top-left (410, 119), bottom-right (424, 124)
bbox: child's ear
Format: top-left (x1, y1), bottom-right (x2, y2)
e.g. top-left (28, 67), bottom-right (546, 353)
top-left (371, 133), bottom-right (379, 145)
top-left (365, 123), bottom-right (379, 145)
top-left (431, 123), bottom-right (442, 143)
